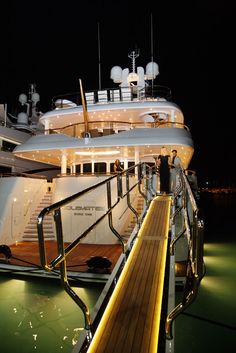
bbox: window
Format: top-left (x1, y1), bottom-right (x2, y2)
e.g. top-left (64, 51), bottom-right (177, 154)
top-left (94, 162), bottom-right (106, 173)
top-left (83, 163), bottom-right (92, 173)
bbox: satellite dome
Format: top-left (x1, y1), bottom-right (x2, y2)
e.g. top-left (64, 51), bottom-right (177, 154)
top-left (17, 112), bottom-right (28, 125)
top-left (32, 92), bottom-right (40, 103)
top-left (145, 62), bottom-right (159, 79)
top-left (110, 66), bottom-right (122, 83)
top-left (18, 93), bottom-right (27, 105)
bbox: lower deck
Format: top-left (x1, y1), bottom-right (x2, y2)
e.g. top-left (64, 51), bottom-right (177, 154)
top-left (0, 241), bottom-right (123, 277)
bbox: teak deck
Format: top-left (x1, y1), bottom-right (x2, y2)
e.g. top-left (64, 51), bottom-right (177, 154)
top-left (1, 242), bottom-right (123, 273)
top-left (87, 195), bottom-right (171, 353)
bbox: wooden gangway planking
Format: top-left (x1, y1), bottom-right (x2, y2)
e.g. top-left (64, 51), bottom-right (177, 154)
top-left (87, 195), bottom-right (171, 353)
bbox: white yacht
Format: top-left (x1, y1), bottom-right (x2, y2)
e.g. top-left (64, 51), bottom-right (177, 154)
top-left (0, 52), bottom-right (204, 353)
top-left (0, 84), bottom-right (60, 176)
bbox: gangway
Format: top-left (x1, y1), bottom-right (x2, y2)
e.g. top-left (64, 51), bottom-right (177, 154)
top-left (37, 164), bottom-right (204, 353)
top-left (86, 195), bottom-right (171, 353)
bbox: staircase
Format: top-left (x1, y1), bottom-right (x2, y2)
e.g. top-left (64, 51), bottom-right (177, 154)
top-left (122, 194), bottom-right (145, 240)
top-left (22, 190), bottom-right (55, 241)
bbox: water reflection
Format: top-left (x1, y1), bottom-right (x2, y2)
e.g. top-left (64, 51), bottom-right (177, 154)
top-left (175, 192), bottom-right (236, 353)
top-left (0, 276), bottom-right (103, 353)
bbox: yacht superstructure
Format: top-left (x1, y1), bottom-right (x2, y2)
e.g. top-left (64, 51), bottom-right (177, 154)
top-left (13, 53), bottom-right (194, 174)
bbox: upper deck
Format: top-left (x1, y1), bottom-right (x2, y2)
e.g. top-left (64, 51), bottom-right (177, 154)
top-left (12, 55), bottom-right (194, 171)
top-left (39, 85), bottom-right (185, 137)
top-left (13, 84), bottom-right (194, 170)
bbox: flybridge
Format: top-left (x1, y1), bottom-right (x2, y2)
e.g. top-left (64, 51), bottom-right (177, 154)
top-left (52, 50), bottom-right (163, 108)
top-left (110, 50), bottom-right (159, 89)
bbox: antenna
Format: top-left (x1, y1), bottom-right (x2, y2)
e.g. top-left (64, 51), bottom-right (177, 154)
top-left (150, 13), bottom-right (154, 92)
top-left (150, 13), bottom-right (154, 63)
top-left (128, 50), bottom-right (139, 73)
top-left (98, 22), bottom-right (102, 90)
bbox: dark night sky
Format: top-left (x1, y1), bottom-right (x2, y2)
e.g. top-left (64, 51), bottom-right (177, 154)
top-left (0, 1), bottom-right (235, 186)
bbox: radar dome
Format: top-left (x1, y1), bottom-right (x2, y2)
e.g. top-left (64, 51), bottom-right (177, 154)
top-left (18, 93), bottom-right (27, 105)
top-left (110, 66), bottom-right (122, 83)
top-left (145, 62), bottom-right (159, 79)
top-left (17, 112), bottom-right (28, 125)
top-left (32, 92), bottom-right (40, 103)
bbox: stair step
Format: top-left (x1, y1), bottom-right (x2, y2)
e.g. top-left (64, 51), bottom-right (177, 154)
top-left (22, 236), bottom-right (54, 241)
top-left (31, 214), bottom-right (53, 218)
top-left (23, 232), bottom-right (54, 236)
top-left (29, 219), bottom-right (52, 223)
top-left (25, 225), bottom-right (53, 230)
top-left (24, 231), bottom-right (53, 235)
top-left (23, 190), bottom-right (55, 240)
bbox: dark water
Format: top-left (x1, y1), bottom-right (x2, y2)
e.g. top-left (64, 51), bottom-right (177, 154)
top-left (200, 192), bottom-right (236, 240)
top-left (175, 192), bottom-right (236, 353)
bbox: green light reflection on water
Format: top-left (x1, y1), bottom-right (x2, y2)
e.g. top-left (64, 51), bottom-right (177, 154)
top-left (199, 242), bottom-right (236, 317)
top-left (0, 276), bottom-right (103, 353)
top-left (175, 241), bottom-right (236, 353)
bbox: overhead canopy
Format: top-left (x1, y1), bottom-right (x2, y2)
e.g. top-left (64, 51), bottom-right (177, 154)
top-left (13, 128), bottom-right (194, 169)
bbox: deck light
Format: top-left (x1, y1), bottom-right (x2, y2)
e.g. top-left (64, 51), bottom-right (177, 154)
top-left (75, 150), bottom-right (120, 156)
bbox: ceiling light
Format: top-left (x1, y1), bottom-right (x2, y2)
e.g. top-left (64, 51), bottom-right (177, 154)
top-left (75, 150), bottom-right (120, 156)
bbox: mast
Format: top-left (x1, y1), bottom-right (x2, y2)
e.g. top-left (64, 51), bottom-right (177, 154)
top-left (98, 22), bottom-right (102, 90)
top-left (128, 50), bottom-right (139, 73)
top-left (150, 13), bottom-right (154, 63)
top-left (79, 78), bottom-right (89, 135)
top-left (150, 13), bottom-right (154, 92)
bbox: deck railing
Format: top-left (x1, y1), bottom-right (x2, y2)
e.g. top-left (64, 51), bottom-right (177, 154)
top-left (165, 168), bottom-right (205, 340)
top-left (45, 120), bottom-right (189, 137)
top-left (37, 163), bottom-right (149, 341)
top-left (51, 84), bottom-right (172, 109)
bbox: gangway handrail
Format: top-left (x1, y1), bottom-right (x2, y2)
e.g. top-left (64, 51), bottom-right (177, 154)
top-left (37, 162), bottom-right (149, 340)
top-left (165, 168), bottom-right (205, 339)
top-left (38, 164), bottom-right (146, 269)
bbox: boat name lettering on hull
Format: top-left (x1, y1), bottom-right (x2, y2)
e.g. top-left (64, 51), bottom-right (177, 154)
top-left (64, 206), bottom-right (105, 215)
top-left (64, 206), bottom-right (104, 211)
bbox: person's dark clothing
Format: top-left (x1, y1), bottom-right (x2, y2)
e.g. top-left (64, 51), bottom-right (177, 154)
top-left (114, 160), bottom-right (123, 172)
top-left (158, 155), bottom-right (170, 193)
top-left (116, 164), bottom-right (123, 171)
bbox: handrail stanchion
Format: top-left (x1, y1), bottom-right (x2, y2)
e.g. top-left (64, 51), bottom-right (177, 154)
top-left (117, 172), bottom-right (123, 198)
top-left (165, 168), bottom-right (205, 340)
top-left (138, 163), bottom-right (149, 205)
top-left (54, 208), bottom-right (93, 336)
top-left (125, 169), bottom-right (139, 226)
top-left (107, 180), bottom-right (125, 253)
